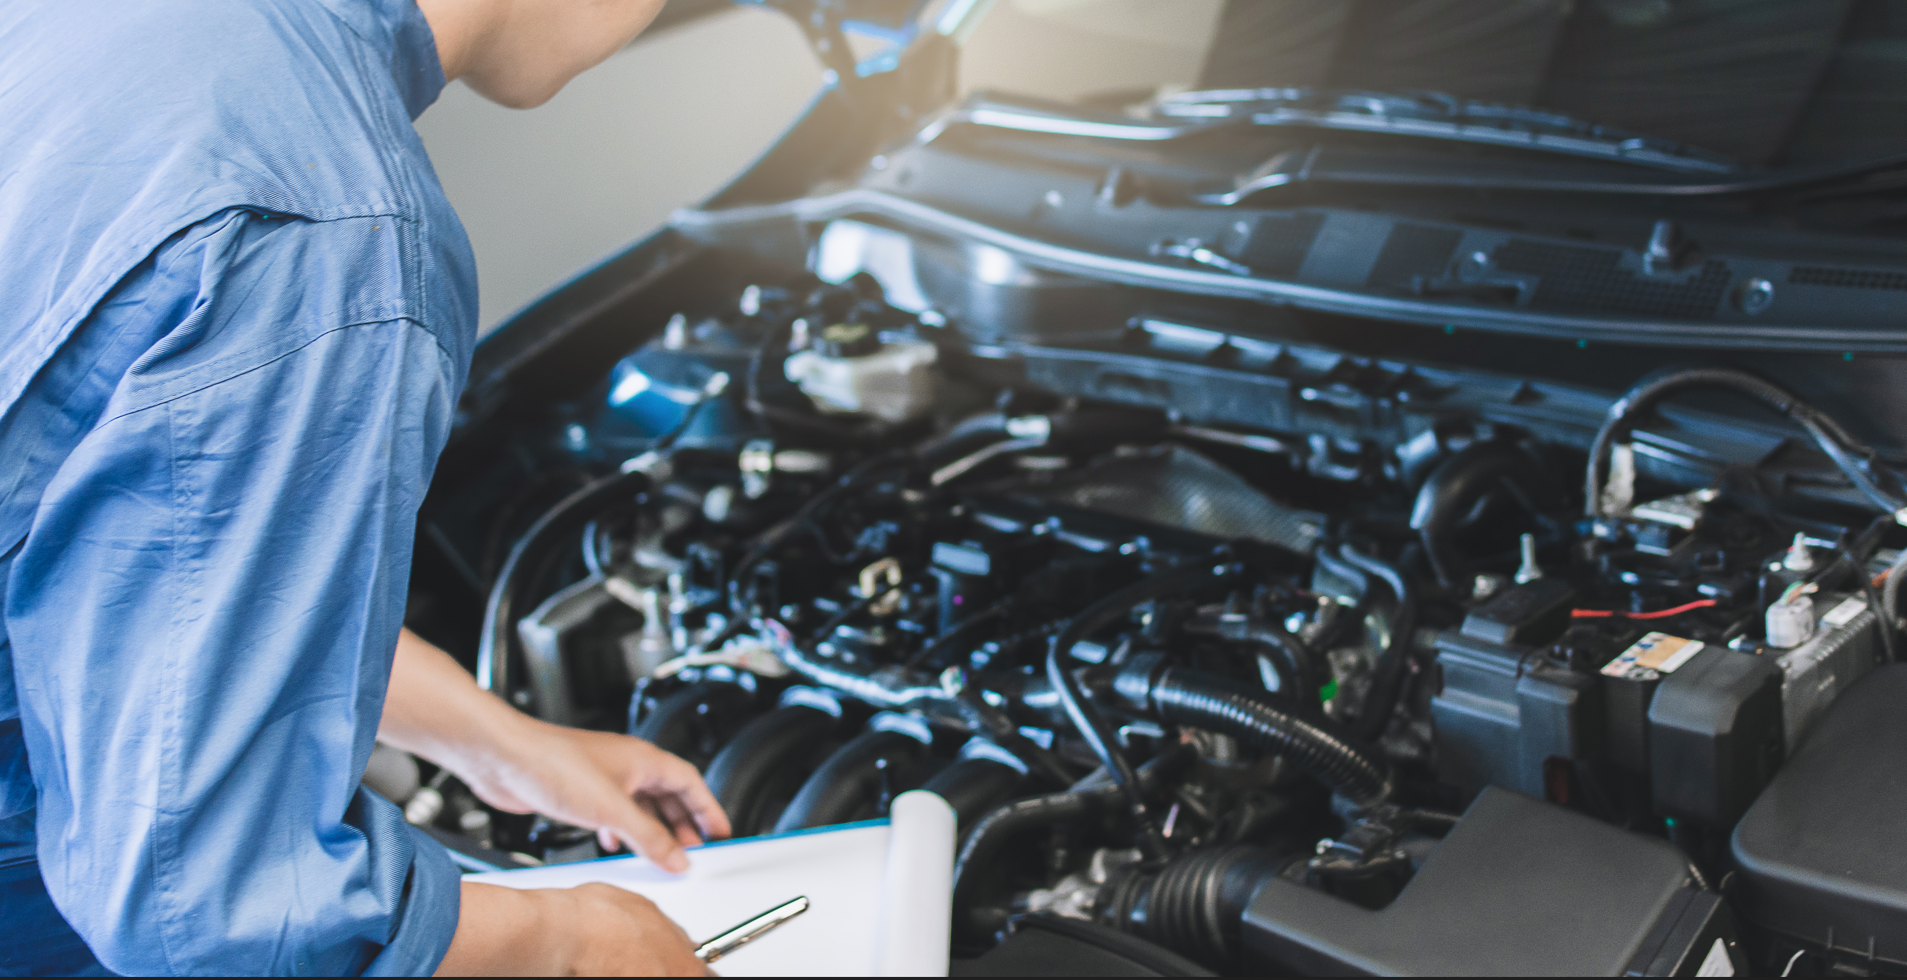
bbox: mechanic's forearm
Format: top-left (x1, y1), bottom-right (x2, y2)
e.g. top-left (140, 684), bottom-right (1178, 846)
top-left (379, 628), bottom-right (527, 775)
top-left (437, 882), bottom-right (708, 977)
top-left (435, 883), bottom-right (550, 976)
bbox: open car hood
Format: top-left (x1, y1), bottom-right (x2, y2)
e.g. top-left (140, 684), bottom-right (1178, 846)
top-left (408, 4), bottom-right (1907, 976)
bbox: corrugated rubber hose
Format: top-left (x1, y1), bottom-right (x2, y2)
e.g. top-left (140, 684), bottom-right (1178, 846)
top-left (1141, 667), bottom-right (1393, 809)
top-left (1047, 558), bottom-right (1241, 859)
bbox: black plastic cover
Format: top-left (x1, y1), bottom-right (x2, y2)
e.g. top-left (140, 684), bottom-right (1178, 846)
top-left (952, 915), bottom-right (1215, 977)
top-left (1430, 629), bottom-right (1602, 801)
top-left (1647, 647), bottom-right (1784, 827)
top-left (1732, 663), bottom-right (1907, 967)
top-left (1621, 888), bottom-right (1740, 977)
top-left (1242, 787), bottom-right (1695, 975)
top-left (1460, 577), bottom-right (1577, 647)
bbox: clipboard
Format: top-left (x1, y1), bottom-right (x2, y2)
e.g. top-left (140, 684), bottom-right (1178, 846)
top-left (465, 790), bottom-right (955, 976)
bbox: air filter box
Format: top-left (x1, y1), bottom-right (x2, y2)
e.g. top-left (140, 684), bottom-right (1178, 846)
top-left (1732, 663), bottom-right (1907, 968)
top-left (1241, 787), bottom-right (1737, 975)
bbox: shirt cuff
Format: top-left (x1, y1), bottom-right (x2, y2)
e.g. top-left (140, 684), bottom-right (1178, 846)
top-left (362, 819), bottom-right (461, 976)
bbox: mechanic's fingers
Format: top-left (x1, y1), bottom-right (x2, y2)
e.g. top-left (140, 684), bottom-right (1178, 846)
top-left (639, 755), bottom-right (732, 841)
top-left (600, 793), bottom-right (691, 873)
top-left (656, 794), bottom-right (706, 849)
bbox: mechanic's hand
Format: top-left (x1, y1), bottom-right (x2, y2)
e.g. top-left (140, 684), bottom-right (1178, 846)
top-left (461, 718), bottom-right (732, 872)
top-left (439, 881), bottom-right (713, 976)
top-left (379, 629), bottom-right (732, 874)
top-left (551, 882), bottom-right (713, 976)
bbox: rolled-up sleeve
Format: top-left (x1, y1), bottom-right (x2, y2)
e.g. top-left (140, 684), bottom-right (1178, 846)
top-left (5, 221), bottom-right (465, 975)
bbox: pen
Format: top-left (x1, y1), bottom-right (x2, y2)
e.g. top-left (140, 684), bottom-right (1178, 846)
top-left (693, 895), bottom-right (810, 963)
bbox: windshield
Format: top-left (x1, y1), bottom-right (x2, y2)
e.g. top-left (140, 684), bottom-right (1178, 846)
top-left (954, 0), bottom-right (1907, 169)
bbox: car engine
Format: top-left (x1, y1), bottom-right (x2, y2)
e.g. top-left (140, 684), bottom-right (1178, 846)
top-left (381, 4), bottom-right (1907, 970)
top-left (395, 238), bottom-right (1907, 974)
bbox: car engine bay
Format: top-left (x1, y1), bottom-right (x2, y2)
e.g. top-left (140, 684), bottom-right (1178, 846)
top-left (387, 249), bottom-right (1907, 975)
top-left (389, 8), bottom-right (1907, 973)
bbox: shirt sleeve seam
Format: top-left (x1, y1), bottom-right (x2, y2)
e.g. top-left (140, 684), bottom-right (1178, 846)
top-left (98, 316), bottom-right (459, 429)
top-left (147, 397), bottom-right (187, 978)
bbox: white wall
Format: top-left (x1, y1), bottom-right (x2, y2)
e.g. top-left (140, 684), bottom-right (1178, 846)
top-left (413, 0), bottom-right (1222, 335)
top-left (960, 0), bottom-right (1221, 102)
top-left (415, 8), bottom-right (824, 334)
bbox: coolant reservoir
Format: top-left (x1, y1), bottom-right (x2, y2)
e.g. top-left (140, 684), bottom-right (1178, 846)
top-left (784, 322), bottom-right (938, 423)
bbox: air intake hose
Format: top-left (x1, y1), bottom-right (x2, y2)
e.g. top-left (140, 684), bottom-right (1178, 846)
top-left (1099, 846), bottom-right (1279, 966)
top-left (1116, 660), bottom-right (1392, 809)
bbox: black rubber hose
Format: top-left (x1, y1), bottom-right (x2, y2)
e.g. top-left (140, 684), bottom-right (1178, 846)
top-left (726, 449), bottom-right (911, 617)
top-left (914, 406), bottom-right (1172, 468)
top-left (703, 704), bottom-right (839, 837)
top-left (1410, 441), bottom-right (1555, 590)
top-left (906, 599), bottom-right (1010, 670)
top-left (1046, 558), bottom-right (1240, 859)
top-left (1186, 616), bottom-right (1317, 707)
top-left (1335, 544), bottom-right (1418, 744)
top-left (579, 519), bottom-right (609, 578)
top-left (951, 747), bottom-right (1194, 940)
top-left (1103, 846), bottom-right (1277, 964)
top-left (954, 689), bottom-right (1077, 788)
top-left (921, 756), bottom-right (1026, 840)
top-left (773, 727), bottom-right (928, 832)
top-left (952, 788), bottom-right (1114, 938)
top-left (1134, 667), bottom-right (1392, 808)
top-left (1312, 544), bottom-right (1368, 595)
top-left (912, 412), bottom-right (1009, 465)
top-left (1250, 621), bottom-right (1317, 703)
top-left (1585, 368), bottom-right (1906, 520)
top-left (630, 681), bottom-right (757, 771)
top-left (478, 466), bottom-right (657, 704)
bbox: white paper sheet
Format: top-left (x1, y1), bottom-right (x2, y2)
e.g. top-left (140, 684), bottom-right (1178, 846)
top-left (466, 790), bottom-right (955, 976)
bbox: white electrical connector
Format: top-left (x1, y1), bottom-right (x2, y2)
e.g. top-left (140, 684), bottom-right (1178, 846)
top-left (1514, 533), bottom-right (1543, 584)
top-left (1602, 441), bottom-right (1637, 516)
top-left (1782, 531), bottom-right (1816, 573)
top-left (1766, 582), bottom-right (1818, 649)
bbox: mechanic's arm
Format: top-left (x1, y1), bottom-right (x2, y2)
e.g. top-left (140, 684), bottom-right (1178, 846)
top-left (380, 632), bottom-right (730, 976)
top-left (8, 214), bottom-right (470, 976)
top-left (380, 629), bottom-right (729, 870)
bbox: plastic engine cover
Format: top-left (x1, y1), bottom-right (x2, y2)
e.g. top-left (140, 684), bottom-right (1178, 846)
top-left (1732, 663), bottom-right (1907, 967)
top-left (1242, 787), bottom-right (1724, 975)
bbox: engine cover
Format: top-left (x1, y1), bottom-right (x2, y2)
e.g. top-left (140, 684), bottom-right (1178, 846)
top-left (1241, 787), bottom-right (1734, 975)
top-left (1732, 663), bottom-right (1907, 968)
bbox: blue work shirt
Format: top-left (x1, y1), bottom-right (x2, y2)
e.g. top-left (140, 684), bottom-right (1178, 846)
top-left (0, 0), bottom-right (476, 974)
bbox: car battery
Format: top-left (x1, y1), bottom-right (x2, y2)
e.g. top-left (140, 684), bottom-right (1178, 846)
top-left (1432, 578), bottom-right (1823, 828)
top-left (1624, 637), bottom-right (1783, 827)
top-left (1767, 591), bottom-right (1882, 752)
